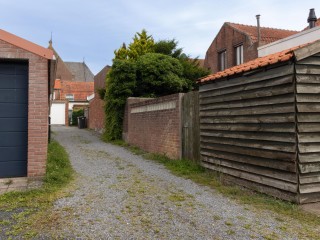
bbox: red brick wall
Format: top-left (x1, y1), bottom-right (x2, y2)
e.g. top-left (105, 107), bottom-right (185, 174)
top-left (204, 23), bottom-right (258, 73)
top-left (125, 94), bottom-right (183, 159)
top-left (0, 39), bottom-right (49, 178)
top-left (88, 96), bottom-right (105, 132)
top-left (87, 65), bottom-right (110, 132)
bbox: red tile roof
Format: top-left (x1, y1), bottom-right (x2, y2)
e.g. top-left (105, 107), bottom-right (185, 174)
top-left (58, 81), bottom-right (94, 101)
top-left (227, 22), bottom-right (299, 44)
top-left (54, 79), bottom-right (61, 89)
top-left (199, 43), bottom-right (309, 84)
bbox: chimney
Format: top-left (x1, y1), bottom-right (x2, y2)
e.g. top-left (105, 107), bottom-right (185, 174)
top-left (256, 14), bottom-right (261, 47)
top-left (308, 8), bottom-right (317, 29)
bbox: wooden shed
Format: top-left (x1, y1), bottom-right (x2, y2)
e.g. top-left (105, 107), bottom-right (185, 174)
top-left (0, 29), bottom-right (55, 191)
top-left (198, 40), bottom-right (320, 204)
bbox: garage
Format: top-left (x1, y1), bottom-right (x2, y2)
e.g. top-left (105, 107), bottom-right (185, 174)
top-left (0, 61), bottom-right (28, 178)
top-left (0, 28), bottom-right (55, 188)
top-left (51, 102), bottom-right (66, 125)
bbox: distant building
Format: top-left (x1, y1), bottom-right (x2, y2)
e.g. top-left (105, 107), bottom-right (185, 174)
top-left (204, 21), bottom-right (298, 73)
top-left (88, 64), bottom-right (111, 132)
top-left (49, 43), bottom-right (94, 125)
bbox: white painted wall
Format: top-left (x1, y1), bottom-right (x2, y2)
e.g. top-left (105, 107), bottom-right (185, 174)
top-left (50, 102), bottom-right (66, 125)
top-left (258, 26), bottom-right (320, 57)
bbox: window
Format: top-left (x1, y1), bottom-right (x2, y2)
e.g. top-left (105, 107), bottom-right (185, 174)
top-left (65, 94), bottom-right (74, 101)
top-left (235, 45), bottom-right (243, 65)
top-left (218, 50), bottom-right (227, 71)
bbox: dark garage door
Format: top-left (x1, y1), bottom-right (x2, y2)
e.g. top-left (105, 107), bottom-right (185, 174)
top-left (0, 61), bottom-right (28, 178)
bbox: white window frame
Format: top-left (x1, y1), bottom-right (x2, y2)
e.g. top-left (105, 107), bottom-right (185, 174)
top-left (235, 45), bottom-right (244, 65)
top-left (65, 94), bottom-right (74, 101)
top-left (218, 50), bottom-right (227, 71)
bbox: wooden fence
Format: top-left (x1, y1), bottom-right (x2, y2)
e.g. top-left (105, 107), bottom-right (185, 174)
top-left (181, 91), bottom-right (200, 162)
top-left (199, 44), bottom-right (320, 203)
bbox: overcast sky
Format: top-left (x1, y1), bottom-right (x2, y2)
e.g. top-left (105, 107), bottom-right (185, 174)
top-left (1, 0), bottom-right (319, 74)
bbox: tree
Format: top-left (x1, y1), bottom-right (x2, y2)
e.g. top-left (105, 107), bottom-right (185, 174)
top-left (135, 53), bottom-right (187, 97)
top-left (127, 29), bottom-right (154, 59)
top-left (103, 30), bottom-right (210, 140)
top-left (154, 39), bottom-right (210, 90)
top-left (154, 39), bottom-right (183, 58)
top-left (114, 43), bottom-right (128, 60)
top-left (104, 59), bottom-right (136, 140)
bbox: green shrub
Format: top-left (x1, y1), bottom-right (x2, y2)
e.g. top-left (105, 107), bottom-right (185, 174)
top-left (71, 109), bottom-right (84, 126)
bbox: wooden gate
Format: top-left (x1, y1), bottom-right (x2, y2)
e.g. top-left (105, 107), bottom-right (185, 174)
top-left (181, 91), bottom-right (200, 162)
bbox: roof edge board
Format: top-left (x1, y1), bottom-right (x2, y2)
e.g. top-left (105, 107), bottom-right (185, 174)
top-left (294, 39), bottom-right (320, 61)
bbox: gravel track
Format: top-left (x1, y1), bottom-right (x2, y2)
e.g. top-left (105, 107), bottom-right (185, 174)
top-left (40, 126), bottom-right (300, 239)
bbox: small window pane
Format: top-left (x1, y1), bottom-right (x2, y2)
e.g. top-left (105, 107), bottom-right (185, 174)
top-left (218, 51), bottom-right (227, 71)
top-left (235, 45), bottom-right (243, 65)
top-left (65, 94), bottom-right (74, 101)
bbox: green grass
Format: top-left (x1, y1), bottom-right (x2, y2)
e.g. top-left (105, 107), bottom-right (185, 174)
top-left (110, 140), bottom-right (320, 238)
top-left (0, 140), bottom-right (74, 238)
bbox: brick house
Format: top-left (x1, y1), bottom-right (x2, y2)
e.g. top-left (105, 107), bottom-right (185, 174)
top-left (52, 79), bottom-right (94, 125)
top-left (0, 29), bottom-right (55, 190)
top-left (50, 44), bottom-right (94, 125)
top-left (88, 65), bottom-right (110, 132)
top-left (204, 22), bottom-right (298, 73)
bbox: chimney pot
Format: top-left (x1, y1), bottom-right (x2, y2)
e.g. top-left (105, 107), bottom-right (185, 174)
top-left (308, 8), bottom-right (317, 29)
top-left (256, 14), bottom-right (261, 47)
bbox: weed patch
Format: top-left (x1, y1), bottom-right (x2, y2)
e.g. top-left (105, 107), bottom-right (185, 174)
top-left (0, 140), bottom-right (74, 238)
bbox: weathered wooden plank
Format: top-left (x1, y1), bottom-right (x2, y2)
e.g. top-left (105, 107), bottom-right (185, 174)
top-left (300, 192), bottom-right (320, 204)
top-left (200, 75), bottom-right (293, 99)
top-left (200, 113), bottom-right (295, 124)
top-left (201, 142), bottom-right (296, 161)
top-left (200, 94), bottom-right (294, 110)
top-left (295, 65), bottom-right (320, 75)
top-left (296, 94), bottom-right (320, 103)
top-left (297, 103), bottom-right (320, 113)
top-left (201, 135), bottom-right (296, 152)
top-left (297, 113), bottom-right (320, 123)
top-left (219, 174), bottom-right (298, 202)
top-left (299, 183), bottom-right (320, 194)
top-left (200, 123), bottom-right (295, 133)
top-left (294, 41), bottom-right (320, 61)
top-left (299, 162), bottom-right (320, 173)
top-left (200, 103), bottom-right (295, 117)
top-left (201, 149), bottom-right (296, 172)
top-left (201, 161), bottom-right (297, 192)
top-left (296, 74), bottom-right (320, 83)
top-left (200, 64), bottom-right (294, 93)
top-left (202, 156), bottom-right (297, 183)
top-left (182, 91), bottom-right (200, 161)
top-left (300, 173), bottom-right (320, 184)
top-left (297, 84), bottom-right (320, 94)
top-left (299, 153), bottom-right (320, 163)
top-left (200, 82), bottom-right (294, 102)
top-left (298, 133), bottom-right (320, 143)
top-left (298, 123), bottom-right (320, 132)
top-left (298, 143), bottom-right (320, 153)
top-left (201, 130), bottom-right (296, 143)
top-left (296, 56), bottom-right (320, 66)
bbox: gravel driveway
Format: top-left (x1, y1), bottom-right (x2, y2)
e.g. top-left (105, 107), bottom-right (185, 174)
top-left (42, 126), bottom-right (301, 239)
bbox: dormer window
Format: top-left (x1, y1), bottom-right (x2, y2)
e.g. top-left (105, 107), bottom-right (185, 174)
top-left (235, 44), bottom-right (243, 65)
top-left (65, 94), bottom-right (74, 101)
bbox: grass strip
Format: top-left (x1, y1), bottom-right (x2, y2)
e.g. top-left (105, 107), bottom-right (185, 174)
top-left (0, 140), bottom-right (74, 238)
